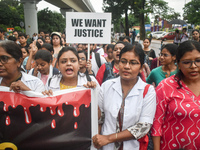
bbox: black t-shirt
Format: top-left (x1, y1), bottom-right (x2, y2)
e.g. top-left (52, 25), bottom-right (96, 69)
top-left (143, 49), bottom-right (156, 59)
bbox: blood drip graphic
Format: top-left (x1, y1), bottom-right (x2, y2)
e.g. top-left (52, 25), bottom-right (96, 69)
top-left (74, 122), bottom-right (78, 129)
top-left (0, 90), bottom-right (91, 129)
top-left (5, 116), bottom-right (10, 125)
top-left (51, 119), bottom-right (56, 129)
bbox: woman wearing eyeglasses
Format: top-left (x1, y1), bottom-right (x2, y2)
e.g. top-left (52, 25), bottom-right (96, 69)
top-left (146, 44), bottom-right (178, 87)
top-left (77, 50), bottom-right (94, 76)
top-left (151, 40), bottom-right (200, 150)
top-left (0, 40), bottom-right (45, 93)
top-left (92, 43), bottom-right (156, 150)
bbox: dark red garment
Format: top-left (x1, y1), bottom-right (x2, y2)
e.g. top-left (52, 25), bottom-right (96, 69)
top-left (150, 57), bottom-right (161, 70)
top-left (96, 63), bottom-right (106, 85)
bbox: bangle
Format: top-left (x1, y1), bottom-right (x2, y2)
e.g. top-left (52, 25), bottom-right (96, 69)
top-left (116, 133), bottom-right (118, 139)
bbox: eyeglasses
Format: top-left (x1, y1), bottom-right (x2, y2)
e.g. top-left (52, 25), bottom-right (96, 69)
top-left (120, 59), bottom-right (140, 66)
top-left (181, 59), bottom-right (200, 68)
top-left (159, 53), bottom-right (171, 57)
top-left (79, 57), bottom-right (86, 61)
top-left (0, 55), bottom-right (13, 64)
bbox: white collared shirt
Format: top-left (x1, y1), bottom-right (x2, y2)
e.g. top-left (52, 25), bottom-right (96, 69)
top-left (91, 52), bottom-right (106, 76)
top-left (99, 76), bottom-right (156, 150)
top-left (48, 73), bottom-right (100, 92)
top-left (28, 65), bottom-right (57, 90)
top-left (0, 71), bottom-right (45, 92)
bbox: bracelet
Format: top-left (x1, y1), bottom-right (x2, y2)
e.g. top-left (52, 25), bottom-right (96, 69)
top-left (116, 133), bottom-right (118, 139)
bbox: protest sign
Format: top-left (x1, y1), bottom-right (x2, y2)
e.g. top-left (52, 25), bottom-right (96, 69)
top-left (66, 12), bottom-right (111, 44)
top-left (0, 87), bottom-right (98, 150)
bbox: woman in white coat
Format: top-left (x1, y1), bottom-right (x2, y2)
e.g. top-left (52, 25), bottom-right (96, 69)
top-left (43, 46), bottom-right (99, 94)
top-left (28, 50), bottom-right (59, 89)
top-left (0, 40), bottom-right (45, 93)
top-left (92, 43), bottom-right (156, 150)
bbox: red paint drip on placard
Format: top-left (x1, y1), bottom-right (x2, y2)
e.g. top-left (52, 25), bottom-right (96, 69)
top-left (51, 119), bottom-right (56, 129)
top-left (74, 122), bottom-right (78, 129)
top-left (5, 116), bottom-right (10, 125)
top-left (0, 90), bottom-right (91, 129)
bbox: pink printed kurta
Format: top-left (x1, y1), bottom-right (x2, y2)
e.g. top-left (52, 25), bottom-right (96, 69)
top-left (151, 75), bottom-right (200, 150)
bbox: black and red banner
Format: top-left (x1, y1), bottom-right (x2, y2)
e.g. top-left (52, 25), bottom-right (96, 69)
top-left (0, 87), bottom-right (96, 150)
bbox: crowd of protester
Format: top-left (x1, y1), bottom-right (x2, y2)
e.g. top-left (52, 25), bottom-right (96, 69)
top-left (0, 28), bottom-right (200, 150)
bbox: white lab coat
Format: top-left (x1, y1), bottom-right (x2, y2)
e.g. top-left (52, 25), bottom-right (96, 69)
top-left (28, 65), bottom-right (57, 90)
top-left (47, 72), bottom-right (100, 92)
top-left (0, 71), bottom-right (45, 92)
top-left (99, 76), bottom-right (156, 150)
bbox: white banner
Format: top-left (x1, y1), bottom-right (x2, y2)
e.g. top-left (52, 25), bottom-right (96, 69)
top-left (66, 12), bottom-right (111, 44)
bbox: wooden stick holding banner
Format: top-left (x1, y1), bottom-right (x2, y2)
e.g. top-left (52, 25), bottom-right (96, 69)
top-left (88, 43), bottom-right (90, 61)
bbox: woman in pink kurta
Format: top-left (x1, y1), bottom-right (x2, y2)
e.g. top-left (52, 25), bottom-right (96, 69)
top-left (151, 40), bottom-right (200, 150)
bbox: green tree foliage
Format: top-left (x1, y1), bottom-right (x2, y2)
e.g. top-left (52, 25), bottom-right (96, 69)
top-left (103, 0), bottom-right (169, 40)
top-left (37, 8), bottom-right (66, 33)
top-left (113, 14), bottom-right (150, 33)
top-left (0, 0), bottom-right (24, 27)
top-left (162, 11), bottom-right (181, 22)
top-left (183, 0), bottom-right (200, 25)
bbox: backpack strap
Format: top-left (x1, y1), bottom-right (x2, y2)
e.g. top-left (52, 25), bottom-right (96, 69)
top-left (32, 69), bottom-right (34, 75)
top-left (85, 70), bottom-right (92, 82)
top-left (86, 73), bottom-right (92, 82)
top-left (52, 68), bottom-right (59, 76)
top-left (94, 52), bottom-right (101, 68)
top-left (143, 84), bottom-right (150, 98)
top-left (48, 77), bottom-right (52, 87)
top-left (102, 62), bottom-right (114, 83)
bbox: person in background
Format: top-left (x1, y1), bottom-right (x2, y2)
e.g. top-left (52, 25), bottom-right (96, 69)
top-left (37, 37), bottom-right (45, 46)
top-left (41, 43), bottom-right (58, 68)
top-left (45, 35), bottom-right (51, 44)
top-left (32, 33), bottom-right (38, 41)
top-left (152, 40), bottom-right (200, 150)
top-left (28, 50), bottom-right (59, 89)
top-left (61, 33), bottom-right (66, 40)
top-left (131, 29), bottom-right (137, 45)
top-left (83, 43), bottom-right (106, 76)
top-left (13, 30), bottom-right (19, 44)
top-left (143, 38), bottom-right (156, 68)
top-left (119, 36), bottom-right (125, 42)
top-left (45, 33), bottom-right (50, 37)
top-left (61, 37), bottom-right (66, 47)
top-left (39, 31), bottom-right (45, 39)
top-left (26, 34), bottom-right (32, 45)
top-left (0, 40), bottom-right (45, 92)
top-left (173, 30), bottom-right (180, 45)
top-left (96, 42), bottom-right (125, 85)
top-left (8, 36), bottom-right (17, 43)
top-left (192, 29), bottom-right (200, 42)
top-left (0, 28), bottom-right (4, 41)
top-left (78, 50), bottom-right (94, 76)
top-left (23, 40), bottom-right (41, 72)
top-left (93, 43), bottom-right (156, 150)
top-left (18, 33), bottom-right (29, 48)
top-left (146, 44), bottom-right (178, 87)
top-left (123, 36), bottom-right (131, 43)
top-left (21, 47), bottom-right (29, 61)
top-left (51, 32), bottom-right (63, 59)
top-left (97, 44), bottom-right (108, 57)
top-left (77, 43), bottom-right (83, 51)
top-left (105, 44), bottom-right (114, 63)
top-left (180, 28), bottom-right (189, 43)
